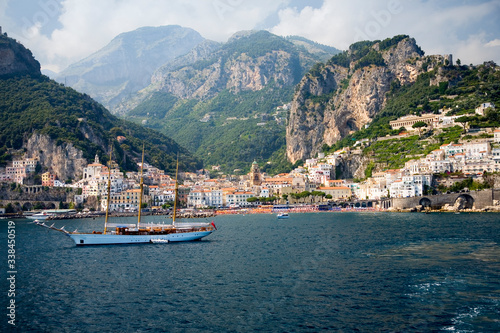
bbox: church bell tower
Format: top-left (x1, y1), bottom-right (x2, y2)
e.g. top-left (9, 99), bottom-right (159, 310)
top-left (250, 161), bottom-right (262, 186)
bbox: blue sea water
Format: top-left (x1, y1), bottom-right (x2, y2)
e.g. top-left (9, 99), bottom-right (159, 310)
top-left (1, 212), bottom-right (500, 332)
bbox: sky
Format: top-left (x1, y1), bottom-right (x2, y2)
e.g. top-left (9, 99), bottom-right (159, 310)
top-left (1, 0), bottom-right (499, 73)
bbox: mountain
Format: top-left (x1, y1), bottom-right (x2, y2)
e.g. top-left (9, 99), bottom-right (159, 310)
top-left (0, 33), bottom-right (201, 181)
top-left (286, 35), bottom-right (453, 163)
top-left (124, 30), bottom-right (340, 173)
top-left (113, 38), bottom-right (222, 115)
top-left (54, 25), bottom-right (206, 112)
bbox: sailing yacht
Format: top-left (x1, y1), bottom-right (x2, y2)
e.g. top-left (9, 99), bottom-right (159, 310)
top-left (35, 148), bottom-right (216, 246)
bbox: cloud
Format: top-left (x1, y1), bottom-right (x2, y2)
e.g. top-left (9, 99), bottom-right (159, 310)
top-left (6, 0), bottom-right (287, 71)
top-left (270, 0), bottom-right (500, 65)
top-left (485, 39), bottom-right (500, 47)
top-left (2, 0), bottom-right (500, 71)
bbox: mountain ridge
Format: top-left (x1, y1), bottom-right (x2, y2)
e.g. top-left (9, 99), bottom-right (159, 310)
top-left (0, 33), bottom-right (202, 180)
top-left (54, 25), bottom-right (206, 111)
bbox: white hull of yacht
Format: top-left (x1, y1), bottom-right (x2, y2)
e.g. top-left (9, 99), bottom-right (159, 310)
top-left (27, 214), bottom-right (52, 220)
top-left (67, 230), bottom-right (213, 246)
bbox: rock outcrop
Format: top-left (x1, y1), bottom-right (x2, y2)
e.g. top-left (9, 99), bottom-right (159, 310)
top-left (286, 36), bottom-right (436, 163)
top-left (153, 49), bottom-right (301, 100)
top-left (0, 33), bottom-right (40, 76)
top-left (335, 153), bottom-right (371, 180)
top-left (25, 133), bottom-right (87, 182)
top-left (146, 31), bottom-right (307, 101)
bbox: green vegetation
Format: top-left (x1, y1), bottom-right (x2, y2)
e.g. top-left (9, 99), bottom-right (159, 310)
top-left (288, 190), bottom-right (326, 202)
top-left (247, 196), bottom-right (279, 204)
top-left (353, 50), bottom-right (386, 70)
top-left (0, 74), bottom-right (201, 173)
top-left (378, 35), bottom-right (410, 51)
top-left (412, 121), bottom-right (428, 136)
top-left (130, 84), bottom-right (295, 174)
top-left (357, 126), bottom-right (466, 170)
top-left (229, 31), bottom-right (299, 59)
top-left (437, 177), bottom-right (491, 193)
top-left (327, 36), bottom-right (417, 69)
top-left (128, 92), bottom-right (178, 118)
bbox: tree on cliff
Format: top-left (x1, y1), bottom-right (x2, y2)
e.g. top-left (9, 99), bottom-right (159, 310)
top-left (412, 121), bottom-right (427, 136)
top-left (456, 116), bottom-right (474, 134)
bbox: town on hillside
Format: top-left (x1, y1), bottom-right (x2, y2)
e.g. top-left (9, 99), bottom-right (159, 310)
top-left (1, 102), bottom-right (500, 214)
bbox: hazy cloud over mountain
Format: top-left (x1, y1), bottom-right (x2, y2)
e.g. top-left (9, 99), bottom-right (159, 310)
top-left (1, 0), bottom-right (499, 72)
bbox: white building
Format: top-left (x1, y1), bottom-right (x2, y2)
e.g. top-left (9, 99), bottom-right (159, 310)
top-left (463, 160), bottom-right (490, 175)
top-left (13, 157), bottom-right (37, 172)
top-left (462, 141), bottom-right (490, 159)
top-left (305, 158), bottom-right (318, 168)
top-left (429, 160), bottom-right (454, 173)
top-left (357, 179), bottom-right (386, 200)
top-left (494, 128), bottom-right (500, 143)
top-left (225, 191), bottom-right (254, 207)
top-left (260, 188), bottom-right (270, 198)
top-left (151, 191), bottom-right (175, 207)
top-left (308, 165), bottom-right (331, 185)
top-left (404, 159), bottom-right (429, 175)
top-left (436, 115), bottom-right (462, 128)
top-left (187, 189), bottom-right (223, 208)
top-left (441, 143), bottom-right (464, 158)
top-left (325, 154), bottom-right (338, 166)
top-left (389, 174), bottom-right (431, 198)
top-left (83, 154), bottom-right (104, 179)
top-left (475, 102), bottom-right (495, 116)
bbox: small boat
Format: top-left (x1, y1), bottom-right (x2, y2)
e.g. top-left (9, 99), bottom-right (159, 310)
top-left (35, 147), bottom-right (216, 246)
top-left (27, 211), bottom-right (53, 220)
top-left (27, 209), bottom-right (76, 220)
top-left (277, 212), bottom-right (289, 219)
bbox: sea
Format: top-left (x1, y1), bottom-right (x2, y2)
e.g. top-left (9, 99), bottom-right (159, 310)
top-left (1, 212), bottom-right (499, 332)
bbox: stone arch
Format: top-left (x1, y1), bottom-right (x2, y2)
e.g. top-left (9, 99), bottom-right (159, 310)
top-left (46, 202), bottom-right (56, 209)
top-left (419, 197), bottom-right (432, 208)
top-left (367, 201), bottom-right (373, 208)
top-left (22, 202), bottom-right (32, 211)
top-left (355, 202), bottom-right (361, 208)
top-left (454, 194), bottom-right (474, 210)
top-left (361, 202), bottom-right (367, 207)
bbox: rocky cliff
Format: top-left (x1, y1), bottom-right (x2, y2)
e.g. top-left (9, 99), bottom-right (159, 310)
top-left (286, 36), bottom-right (442, 163)
top-left (25, 133), bottom-right (87, 181)
top-left (147, 31), bottom-right (307, 101)
top-left (0, 33), bottom-right (40, 76)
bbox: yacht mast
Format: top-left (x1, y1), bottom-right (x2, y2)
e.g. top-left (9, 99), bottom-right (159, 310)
top-left (137, 144), bottom-right (145, 229)
top-left (172, 156), bottom-right (179, 226)
top-left (104, 147), bottom-right (112, 234)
